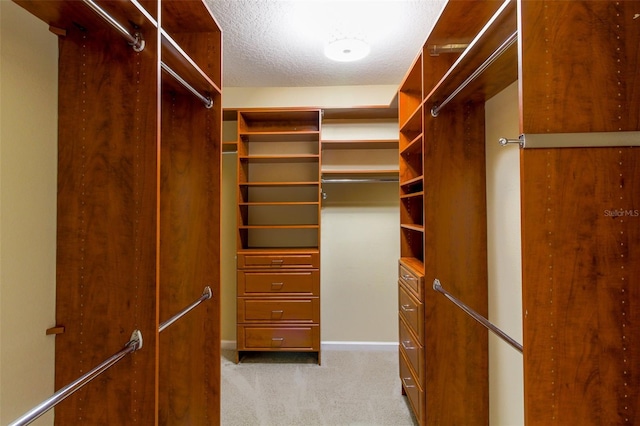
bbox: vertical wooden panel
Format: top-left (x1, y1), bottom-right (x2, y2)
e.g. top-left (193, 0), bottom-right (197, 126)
top-left (158, 89), bottom-right (221, 424)
top-left (520, 1), bottom-right (640, 133)
top-left (521, 147), bottom-right (640, 424)
top-left (423, 102), bottom-right (489, 425)
top-left (55, 25), bottom-right (158, 425)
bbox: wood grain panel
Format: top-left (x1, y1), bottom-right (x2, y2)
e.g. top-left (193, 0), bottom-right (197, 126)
top-left (55, 25), bottom-right (158, 425)
top-left (521, 147), bottom-right (640, 424)
top-left (159, 88), bottom-right (221, 425)
top-left (423, 102), bottom-right (489, 425)
top-left (520, 1), bottom-right (640, 133)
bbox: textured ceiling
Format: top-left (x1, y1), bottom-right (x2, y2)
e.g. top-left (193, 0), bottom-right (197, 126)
top-left (205, 0), bottom-right (447, 88)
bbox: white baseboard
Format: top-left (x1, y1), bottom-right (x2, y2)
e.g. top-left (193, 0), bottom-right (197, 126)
top-left (221, 340), bottom-right (398, 352)
top-left (221, 340), bottom-right (236, 350)
top-left (321, 341), bottom-right (398, 351)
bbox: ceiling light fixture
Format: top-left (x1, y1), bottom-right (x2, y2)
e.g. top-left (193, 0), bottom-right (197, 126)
top-left (324, 38), bottom-right (370, 62)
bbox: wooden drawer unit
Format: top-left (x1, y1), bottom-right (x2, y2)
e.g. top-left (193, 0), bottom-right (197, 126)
top-left (238, 270), bottom-right (319, 296)
top-left (400, 348), bottom-right (424, 423)
top-left (399, 315), bottom-right (424, 384)
top-left (398, 261), bottom-right (424, 299)
top-left (238, 326), bottom-right (320, 351)
top-left (398, 282), bottom-right (424, 344)
top-left (238, 298), bottom-right (319, 323)
top-left (238, 250), bottom-right (319, 269)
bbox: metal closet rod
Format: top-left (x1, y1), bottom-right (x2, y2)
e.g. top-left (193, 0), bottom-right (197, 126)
top-left (433, 279), bottom-right (523, 353)
top-left (431, 31), bottom-right (517, 117)
top-left (161, 62), bottom-right (214, 109)
top-left (159, 286), bottom-right (213, 333)
top-left (8, 330), bottom-right (144, 426)
top-left (81, 0), bottom-right (145, 52)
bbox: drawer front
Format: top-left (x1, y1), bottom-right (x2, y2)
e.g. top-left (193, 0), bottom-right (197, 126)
top-left (400, 348), bottom-right (424, 422)
top-left (399, 315), bottom-right (424, 383)
top-left (238, 326), bottom-right (320, 350)
top-left (238, 252), bottom-right (319, 269)
top-left (398, 262), bottom-right (424, 299)
top-left (238, 270), bottom-right (319, 296)
top-left (238, 298), bottom-right (319, 323)
top-left (398, 283), bottom-right (424, 344)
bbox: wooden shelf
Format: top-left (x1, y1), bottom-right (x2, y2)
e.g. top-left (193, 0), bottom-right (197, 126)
top-left (239, 131), bottom-right (321, 142)
top-left (239, 201), bottom-right (319, 206)
top-left (424, 0), bottom-right (517, 109)
top-left (322, 139), bottom-right (398, 150)
top-left (161, 30), bottom-right (221, 96)
top-left (399, 257), bottom-right (425, 276)
top-left (400, 223), bottom-right (425, 233)
top-left (400, 191), bottom-right (424, 200)
top-left (239, 155), bottom-right (320, 163)
top-left (238, 181), bottom-right (319, 187)
top-left (400, 175), bottom-right (424, 189)
top-left (322, 169), bottom-right (398, 177)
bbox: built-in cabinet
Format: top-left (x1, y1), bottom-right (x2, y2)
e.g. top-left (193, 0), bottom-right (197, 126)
top-left (235, 109), bottom-right (322, 363)
top-left (12, 0), bottom-right (222, 423)
top-left (398, 0), bottom-right (640, 424)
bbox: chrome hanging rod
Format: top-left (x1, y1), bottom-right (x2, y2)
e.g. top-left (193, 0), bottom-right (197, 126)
top-left (159, 286), bottom-right (212, 333)
top-left (9, 330), bottom-right (143, 426)
top-left (500, 131), bottom-right (640, 149)
top-left (161, 62), bottom-right (214, 109)
top-left (433, 279), bottom-right (523, 353)
top-left (81, 0), bottom-right (145, 52)
top-left (431, 31), bottom-right (517, 117)
top-left (428, 43), bottom-right (469, 56)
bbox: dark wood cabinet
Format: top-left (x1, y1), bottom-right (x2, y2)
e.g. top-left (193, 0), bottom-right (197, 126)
top-left (398, 0), bottom-right (640, 424)
top-left (235, 109), bottom-right (322, 363)
top-left (12, 0), bottom-right (222, 423)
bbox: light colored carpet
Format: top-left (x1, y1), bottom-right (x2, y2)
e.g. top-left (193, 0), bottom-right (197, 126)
top-left (221, 348), bottom-right (418, 426)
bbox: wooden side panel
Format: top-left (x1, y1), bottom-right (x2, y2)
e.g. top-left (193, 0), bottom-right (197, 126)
top-left (158, 88), bottom-right (221, 424)
top-left (55, 25), bottom-right (158, 425)
top-left (423, 102), bottom-right (489, 425)
top-left (520, 1), bottom-right (640, 133)
top-left (521, 147), bottom-right (640, 424)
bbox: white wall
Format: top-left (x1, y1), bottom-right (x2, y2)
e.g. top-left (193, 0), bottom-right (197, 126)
top-left (485, 81), bottom-right (524, 425)
top-left (223, 85), bottom-right (396, 110)
top-left (0, 1), bottom-right (58, 424)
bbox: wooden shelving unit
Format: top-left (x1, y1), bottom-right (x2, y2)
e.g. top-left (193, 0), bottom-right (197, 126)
top-left (12, 0), bottom-right (222, 423)
top-left (398, 0), bottom-right (640, 425)
top-left (236, 109), bottom-right (322, 363)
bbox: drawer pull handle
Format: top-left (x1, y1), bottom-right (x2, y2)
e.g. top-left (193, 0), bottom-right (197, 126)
top-left (271, 337), bottom-right (284, 347)
top-left (272, 337), bottom-right (284, 341)
top-left (400, 304), bottom-right (415, 313)
top-left (402, 274), bottom-right (417, 281)
top-left (270, 259), bottom-right (284, 267)
top-left (401, 340), bottom-right (415, 351)
top-left (271, 310), bottom-right (284, 318)
top-left (401, 377), bottom-right (415, 389)
top-left (271, 282), bottom-right (284, 289)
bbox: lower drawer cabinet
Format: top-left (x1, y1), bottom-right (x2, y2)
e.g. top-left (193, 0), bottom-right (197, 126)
top-left (400, 348), bottom-right (424, 423)
top-left (238, 325), bottom-right (320, 350)
top-left (399, 282), bottom-right (424, 344)
top-left (238, 298), bottom-right (319, 323)
top-left (399, 315), bottom-right (424, 384)
top-left (238, 270), bottom-right (319, 295)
